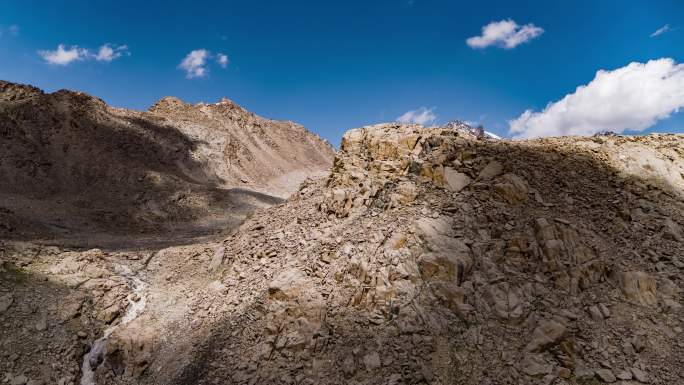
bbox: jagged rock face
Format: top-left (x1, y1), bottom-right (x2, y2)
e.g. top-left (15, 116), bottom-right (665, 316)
top-left (323, 124), bottom-right (467, 217)
top-left (0, 81), bottom-right (333, 243)
top-left (145, 124), bottom-right (681, 385)
top-left (322, 124), bottom-right (510, 217)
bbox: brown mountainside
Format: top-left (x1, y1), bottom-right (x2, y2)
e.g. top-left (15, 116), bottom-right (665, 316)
top-left (0, 81), bottom-right (334, 246)
top-left (0, 89), bottom-right (683, 385)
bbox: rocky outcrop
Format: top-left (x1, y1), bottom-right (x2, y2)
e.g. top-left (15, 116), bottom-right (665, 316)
top-left (154, 124), bottom-right (682, 385)
top-left (322, 123), bottom-right (483, 217)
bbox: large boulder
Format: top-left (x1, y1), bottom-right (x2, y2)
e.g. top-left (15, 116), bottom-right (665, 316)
top-left (525, 319), bottom-right (567, 353)
top-left (268, 268), bottom-right (308, 301)
top-left (444, 167), bottom-right (472, 192)
top-left (620, 271), bottom-right (658, 306)
top-left (494, 173), bottom-right (529, 204)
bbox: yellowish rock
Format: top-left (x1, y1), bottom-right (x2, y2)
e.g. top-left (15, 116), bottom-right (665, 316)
top-left (621, 271), bottom-right (657, 306)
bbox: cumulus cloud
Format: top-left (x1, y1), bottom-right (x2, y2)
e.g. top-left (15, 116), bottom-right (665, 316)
top-left (217, 53), bottom-right (229, 68)
top-left (179, 49), bottom-right (210, 78)
top-left (94, 44), bottom-right (129, 62)
top-left (179, 49), bottom-right (229, 79)
top-left (651, 24), bottom-right (674, 37)
top-left (38, 43), bottom-right (129, 65)
top-left (397, 107), bottom-right (437, 125)
top-left (509, 58), bottom-right (684, 138)
top-left (466, 19), bottom-right (543, 49)
top-left (38, 44), bottom-right (89, 65)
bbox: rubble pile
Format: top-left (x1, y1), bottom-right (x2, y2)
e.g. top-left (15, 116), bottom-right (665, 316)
top-left (171, 124), bottom-right (684, 385)
top-left (1, 121), bottom-right (683, 385)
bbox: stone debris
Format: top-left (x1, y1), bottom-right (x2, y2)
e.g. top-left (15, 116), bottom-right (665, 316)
top-left (362, 352), bottom-right (381, 371)
top-left (596, 368), bottom-right (617, 382)
top-left (588, 305), bottom-right (605, 322)
top-left (525, 319), bottom-right (567, 352)
top-left (616, 369), bottom-right (633, 380)
top-left (443, 167), bottom-right (472, 192)
top-left (631, 367), bottom-right (649, 383)
top-left (10, 375), bottom-right (28, 385)
top-left (268, 268), bottom-right (307, 300)
top-left (208, 245), bottom-right (225, 273)
top-left (662, 218), bottom-right (683, 241)
top-left (477, 160), bottom-right (504, 181)
top-left (0, 293), bottom-right (13, 313)
top-left (621, 271), bottom-right (658, 306)
top-left (1, 122), bottom-right (684, 385)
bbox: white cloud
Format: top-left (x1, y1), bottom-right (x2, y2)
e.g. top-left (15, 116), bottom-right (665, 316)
top-left (94, 44), bottom-right (129, 62)
top-left (509, 58), bottom-right (684, 138)
top-left (38, 43), bottom-right (129, 65)
top-left (179, 49), bottom-right (210, 78)
top-left (179, 49), bottom-right (230, 79)
top-left (466, 19), bottom-right (543, 49)
top-left (38, 44), bottom-right (89, 65)
top-left (397, 107), bottom-right (437, 125)
top-left (9, 25), bottom-right (19, 36)
top-left (217, 53), bottom-right (229, 68)
top-left (650, 24), bottom-right (673, 37)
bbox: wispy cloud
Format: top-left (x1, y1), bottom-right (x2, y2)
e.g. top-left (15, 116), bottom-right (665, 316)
top-left (509, 58), bottom-right (684, 138)
top-left (397, 107), bottom-right (437, 125)
top-left (179, 49), bottom-right (229, 79)
top-left (0, 24), bottom-right (20, 38)
top-left (467, 19), bottom-right (543, 49)
top-left (94, 44), bottom-right (129, 62)
top-left (650, 24), bottom-right (675, 37)
top-left (216, 53), bottom-right (229, 68)
top-left (38, 43), bottom-right (129, 65)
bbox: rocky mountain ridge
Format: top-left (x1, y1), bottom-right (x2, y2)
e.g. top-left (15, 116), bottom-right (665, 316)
top-left (0, 80), bottom-right (334, 246)
top-left (439, 120), bottom-right (500, 140)
top-left (146, 94), bottom-right (335, 197)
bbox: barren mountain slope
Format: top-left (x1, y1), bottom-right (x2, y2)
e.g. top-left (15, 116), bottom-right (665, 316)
top-left (2, 123), bottom-right (683, 385)
top-left (162, 126), bottom-right (684, 385)
top-left (147, 96), bottom-right (335, 197)
top-left (0, 81), bottom-right (334, 246)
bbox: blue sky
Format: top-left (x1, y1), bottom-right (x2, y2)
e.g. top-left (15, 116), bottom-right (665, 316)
top-left (1, 0), bottom-right (683, 144)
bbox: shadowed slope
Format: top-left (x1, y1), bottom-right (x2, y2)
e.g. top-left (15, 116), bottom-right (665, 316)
top-left (0, 81), bottom-right (332, 247)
